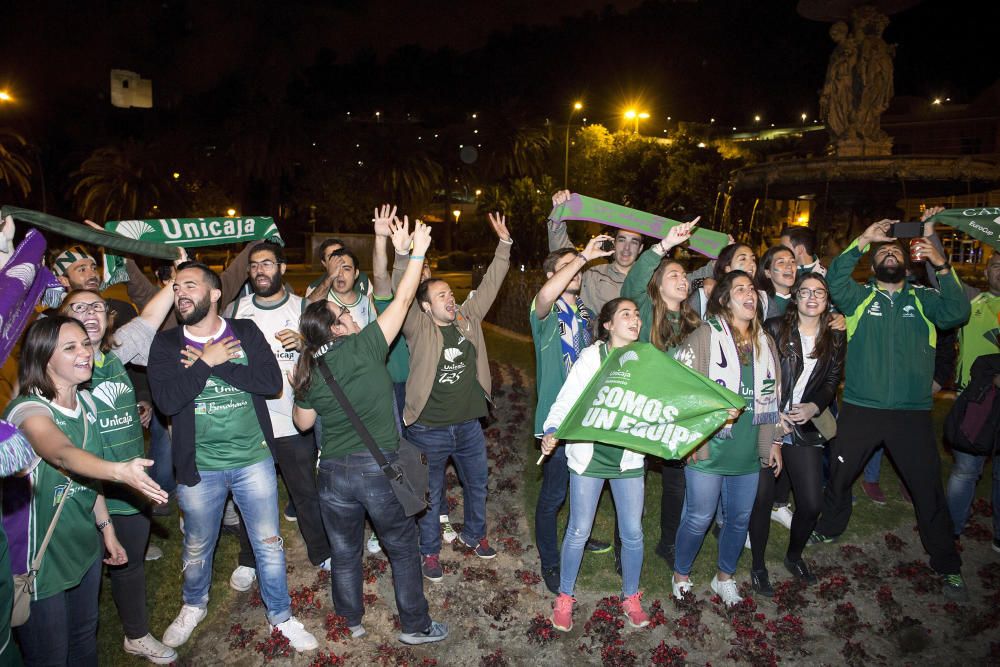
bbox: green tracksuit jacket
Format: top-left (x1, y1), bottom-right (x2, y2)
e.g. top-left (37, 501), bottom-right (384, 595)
top-left (828, 239), bottom-right (971, 411)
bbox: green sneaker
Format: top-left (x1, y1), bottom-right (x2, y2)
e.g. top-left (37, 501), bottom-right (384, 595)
top-left (806, 531), bottom-right (837, 546)
top-left (941, 574), bottom-right (969, 602)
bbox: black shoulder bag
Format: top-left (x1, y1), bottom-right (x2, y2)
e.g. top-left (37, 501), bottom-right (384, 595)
top-left (316, 363), bottom-right (430, 516)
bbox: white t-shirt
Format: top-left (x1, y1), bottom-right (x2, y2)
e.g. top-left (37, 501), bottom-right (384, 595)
top-left (229, 292), bottom-right (304, 438)
top-left (329, 291), bottom-right (376, 328)
top-left (791, 333), bottom-right (818, 406)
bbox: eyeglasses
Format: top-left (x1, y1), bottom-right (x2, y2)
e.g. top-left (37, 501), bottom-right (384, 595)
top-left (248, 260), bottom-right (279, 271)
top-left (67, 301), bottom-right (107, 314)
top-left (796, 288), bottom-right (828, 299)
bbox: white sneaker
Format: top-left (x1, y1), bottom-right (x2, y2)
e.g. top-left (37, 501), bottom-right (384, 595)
top-left (230, 565), bottom-right (257, 592)
top-left (271, 616), bottom-right (318, 652)
top-left (671, 577), bottom-right (693, 599)
top-left (711, 575), bottom-right (742, 607)
top-left (366, 533), bottom-right (382, 554)
top-left (124, 633), bottom-right (177, 664)
top-left (440, 515), bottom-right (458, 544)
top-left (319, 558), bottom-right (331, 571)
top-left (223, 498), bottom-right (239, 526)
top-left (162, 605), bottom-right (207, 648)
top-left (744, 534), bottom-right (752, 550)
top-left (178, 515), bottom-right (184, 535)
top-left (770, 504), bottom-right (794, 530)
top-left (145, 543), bottom-right (163, 561)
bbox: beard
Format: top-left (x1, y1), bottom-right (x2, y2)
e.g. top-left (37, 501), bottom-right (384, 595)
top-left (874, 261), bottom-right (906, 283)
top-left (176, 294), bottom-right (212, 325)
top-left (252, 275), bottom-right (282, 298)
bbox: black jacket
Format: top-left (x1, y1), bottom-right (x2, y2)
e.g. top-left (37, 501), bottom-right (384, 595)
top-left (148, 317), bottom-right (282, 486)
top-left (764, 317), bottom-right (846, 417)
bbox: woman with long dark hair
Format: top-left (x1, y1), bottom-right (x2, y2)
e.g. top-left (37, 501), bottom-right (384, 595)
top-left (691, 242), bottom-right (758, 318)
top-left (1, 316), bottom-right (167, 665)
top-left (747, 274), bottom-right (845, 595)
top-left (540, 297), bottom-right (650, 632)
top-left (756, 245), bottom-right (798, 320)
top-left (291, 221), bottom-right (449, 645)
top-left (672, 271), bottom-right (783, 607)
top-left (621, 220), bottom-right (701, 566)
top-left (58, 280), bottom-right (177, 663)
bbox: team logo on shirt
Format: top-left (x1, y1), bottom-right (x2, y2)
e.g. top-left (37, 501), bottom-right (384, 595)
top-left (902, 305), bottom-right (916, 318)
top-left (92, 382), bottom-right (131, 408)
top-left (868, 300), bottom-right (882, 317)
top-left (444, 347), bottom-right (463, 363)
top-left (618, 351), bottom-right (639, 368)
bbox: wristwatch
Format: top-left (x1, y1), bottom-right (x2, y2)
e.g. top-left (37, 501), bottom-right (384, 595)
top-left (930, 260), bottom-right (951, 271)
top-left (96, 519), bottom-right (111, 532)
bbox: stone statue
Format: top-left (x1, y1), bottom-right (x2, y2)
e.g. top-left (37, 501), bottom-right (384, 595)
top-left (856, 7), bottom-right (894, 144)
top-left (819, 21), bottom-right (859, 145)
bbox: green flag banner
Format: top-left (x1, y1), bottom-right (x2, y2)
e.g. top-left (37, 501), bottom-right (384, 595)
top-left (550, 193), bottom-right (730, 259)
top-left (102, 216), bottom-right (284, 286)
top-left (554, 342), bottom-right (744, 460)
top-left (929, 207), bottom-right (1000, 250)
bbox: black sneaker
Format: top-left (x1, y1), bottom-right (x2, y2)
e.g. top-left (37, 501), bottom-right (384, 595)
top-left (751, 568), bottom-right (774, 597)
top-left (541, 566), bottom-right (560, 595)
top-left (806, 531), bottom-right (837, 546)
top-left (421, 555), bottom-right (443, 582)
top-left (457, 535), bottom-right (497, 559)
top-left (585, 538), bottom-right (612, 554)
top-left (941, 574), bottom-right (969, 602)
top-left (784, 557), bottom-right (818, 585)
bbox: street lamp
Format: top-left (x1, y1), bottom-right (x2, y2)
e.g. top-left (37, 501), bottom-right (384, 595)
top-left (0, 91), bottom-right (12, 103)
top-left (564, 101), bottom-right (583, 189)
top-left (226, 208), bottom-right (237, 217)
top-left (624, 109), bottom-right (649, 134)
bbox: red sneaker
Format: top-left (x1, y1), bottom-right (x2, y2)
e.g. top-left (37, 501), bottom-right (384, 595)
top-left (861, 481), bottom-right (886, 505)
top-left (551, 593), bottom-right (575, 632)
top-left (621, 592), bottom-right (650, 628)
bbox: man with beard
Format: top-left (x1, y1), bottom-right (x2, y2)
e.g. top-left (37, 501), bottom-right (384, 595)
top-left (810, 220), bottom-right (971, 601)
top-left (547, 190), bottom-right (643, 314)
top-left (531, 236), bottom-right (614, 593)
top-left (223, 242), bottom-right (332, 592)
top-left (147, 262), bottom-right (318, 652)
top-left (51, 245), bottom-right (138, 326)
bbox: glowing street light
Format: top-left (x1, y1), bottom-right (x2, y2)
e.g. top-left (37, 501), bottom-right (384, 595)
top-left (172, 172), bottom-right (180, 180)
top-left (0, 91), bottom-right (12, 102)
top-left (624, 109), bottom-right (649, 134)
top-left (226, 208), bottom-right (237, 217)
top-left (565, 101), bottom-right (584, 188)
top-left (754, 114), bottom-right (761, 124)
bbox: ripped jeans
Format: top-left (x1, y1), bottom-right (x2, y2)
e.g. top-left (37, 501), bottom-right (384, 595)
top-left (176, 458), bottom-right (291, 625)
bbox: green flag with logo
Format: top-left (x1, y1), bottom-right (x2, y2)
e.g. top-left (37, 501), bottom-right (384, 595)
top-left (555, 343), bottom-right (744, 460)
top-left (929, 207), bottom-right (1000, 250)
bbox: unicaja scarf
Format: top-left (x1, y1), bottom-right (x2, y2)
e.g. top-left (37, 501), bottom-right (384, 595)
top-left (705, 315), bottom-right (779, 437)
top-left (555, 296), bottom-right (593, 376)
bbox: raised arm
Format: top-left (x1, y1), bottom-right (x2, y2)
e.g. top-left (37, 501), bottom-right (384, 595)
top-left (621, 217), bottom-right (699, 304)
top-left (535, 235), bottom-right (613, 320)
top-left (827, 220), bottom-right (894, 315)
top-left (125, 259), bottom-right (159, 312)
top-left (547, 190), bottom-right (574, 252)
top-left (377, 221), bottom-right (432, 345)
top-left (219, 242), bottom-right (255, 307)
top-left (461, 212), bottom-right (512, 322)
top-left (372, 204), bottom-right (396, 298)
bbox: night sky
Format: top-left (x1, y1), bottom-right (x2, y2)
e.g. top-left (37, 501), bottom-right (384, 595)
top-left (0, 0), bottom-right (993, 131)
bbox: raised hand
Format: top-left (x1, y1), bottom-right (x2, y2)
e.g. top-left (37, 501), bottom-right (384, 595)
top-left (581, 234), bottom-right (615, 262)
top-left (374, 204), bottom-right (397, 237)
top-left (661, 216), bottom-right (701, 252)
top-left (551, 190), bottom-right (571, 209)
top-left (921, 205), bottom-right (945, 238)
top-left (858, 219), bottom-right (895, 248)
top-left (411, 220), bottom-right (432, 257)
top-left (488, 212), bottom-right (512, 242)
top-left (390, 215), bottom-right (412, 254)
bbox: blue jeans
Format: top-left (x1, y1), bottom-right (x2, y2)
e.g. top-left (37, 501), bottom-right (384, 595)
top-left (560, 472), bottom-right (644, 597)
top-left (863, 447), bottom-right (883, 484)
top-left (176, 458), bottom-right (290, 625)
top-left (535, 445), bottom-right (569, 571)
top-left (675, 468), bottom-right (758, 576)
top-left (317, 452), bottom-right (430, 633)
top-left (14, 557), bottom-right (101, 666)
top-left (947, 450), bottom-right (1000, 538)
top-left (148, 408), bottom-right (176, 493)
top-left (407, 419), bottom-right (489, 555)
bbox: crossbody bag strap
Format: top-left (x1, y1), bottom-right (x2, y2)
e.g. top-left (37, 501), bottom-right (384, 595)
top-left (29, 402), bottom-right (88, 573)
top-left (315, 362), bottom-right (396, 477)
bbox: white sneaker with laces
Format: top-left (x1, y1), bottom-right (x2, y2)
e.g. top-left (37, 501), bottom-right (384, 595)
top-left (123, 633), bottom-right (177, 664)
top-left (272, 616), bottom-right (319, 652)
top-left (770, 504), bottom-right (794, 530)
top-left (162, 604), bottom-right (207, 648)
top-left (145, 543), bottom-right (163, 561)
top-left (366, 533), bottom-right (382, 554)
top-left (671, 577), bottom-right (693, 599)
top-left (319, 558), bottom-right (331, 571)
top-left (440, 515), bottom-right (458, 543)
top-left (230, 565), bottom-right (257, 592)
top-left (711, 574), bottom-right (743, 607)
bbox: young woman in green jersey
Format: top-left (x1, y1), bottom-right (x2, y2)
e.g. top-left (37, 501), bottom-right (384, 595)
top-left (540, 297), bottom-right (650, 633)
top-left (59, 280), bottom-right (177, 664)
top-left (2, 316), bottom-right (167, 665)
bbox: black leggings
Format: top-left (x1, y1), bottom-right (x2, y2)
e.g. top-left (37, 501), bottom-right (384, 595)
top-left (748, 446), bottom-right (824, 570)
top-left (108, 511), bottom-right (151, 639)
top-left (657, 461), bottom-right (686, 551)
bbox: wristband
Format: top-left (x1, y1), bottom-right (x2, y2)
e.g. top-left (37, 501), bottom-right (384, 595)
top-left (96, 519), bottom-right (111, 532)
top-left (410, 255), bottom-right (425, 261)
top-left (930, 260), bottom-right (950, 271)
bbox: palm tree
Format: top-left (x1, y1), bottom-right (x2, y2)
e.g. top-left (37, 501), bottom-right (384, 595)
top-left (71, 140), bottom-right (181, 221)
top-left (0, 128), bottom-right (32, 200)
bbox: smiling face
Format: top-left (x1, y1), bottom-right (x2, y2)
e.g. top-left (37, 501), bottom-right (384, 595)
top-left (765, 249), bottom-right (797, 293)
top-left (604, 300), bottom-right (641, 346)
top-left (48, 322), bottom-right (94, 389)
top-left (727, 274), bottom-right (759, 324)
top-left (657, 261), bottom-right (689, 307)
top-left (795, 276), bottom-right (829, 318)
top-left (725, 245), bottom-right (757, 278)
top-left (173, 267), bottom-right (220, 326)
top-left (612, 231), bottom-right (643, 270)
top-left (62, 290), bottom-right (108, 345)
top-left (421, 279), bottom-right (457, 325)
